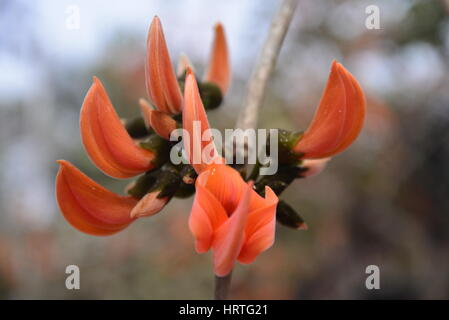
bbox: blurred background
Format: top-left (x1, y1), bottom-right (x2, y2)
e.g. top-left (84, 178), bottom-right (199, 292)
top-left (0, 0), bottom-right (448, 299)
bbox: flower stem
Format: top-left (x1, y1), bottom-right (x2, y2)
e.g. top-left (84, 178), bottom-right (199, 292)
top-left (235, 0), bottom-right (298, 132)
top-left (214, 272), bottom-right (233, 300)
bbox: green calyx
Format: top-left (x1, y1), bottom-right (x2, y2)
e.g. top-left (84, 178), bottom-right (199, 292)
top-left (274, 129), bottom-right (304, 166)
top-left (199, 82), bottom-right (223, 110)
top-left (125, 116), bottom-right (152, 138)
top-left (155, 164), bottom-right (183, 199)
top-left (139, 134), bottom-right (170, 167)
top-left (127, 163), bottom-right (197, 200)
top-left (254, 165), bottom-right (304, 196)
top-left (127, 171), bottom-right (158, 199)
top-left (253, 167), bottom-right (308, 231)
top-left (276, 200), bottom-right (306, 230)
top-left (177, 73), bottom-right (223, 111)
top-left (127, 163), bottom-right (182, 200)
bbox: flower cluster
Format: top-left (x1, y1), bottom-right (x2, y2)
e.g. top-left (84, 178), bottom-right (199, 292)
top-left (55, 16), bottom-right (365, 277)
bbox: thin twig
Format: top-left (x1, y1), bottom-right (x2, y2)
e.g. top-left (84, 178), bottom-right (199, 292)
top-left (235, 0), bottom-right (298, 131)
top-left (214, 272), bottom-right (232, 300)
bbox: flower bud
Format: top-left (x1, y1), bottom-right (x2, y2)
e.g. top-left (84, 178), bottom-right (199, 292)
top-left (139, 134), bottom-right (170, 167)
top-left (130, 191), bottom-right (169, 218)
top-left (276, 201), bottom-right (307, 230)
top-left (125, 116), bottom-right (151, 138)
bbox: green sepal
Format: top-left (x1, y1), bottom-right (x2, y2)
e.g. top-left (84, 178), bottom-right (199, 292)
top-left (179, 164), bottom-right (197, 184)
top-left (125, 117), bottom-right (152, 138)
top-left (177, 75), bottom-right (223, 110)
top-left (174, 182), bottom-right (195, 198)
top-left (153, 164), bottom-right (182, 199)
top-left (271, 129), bottom-right (304, 166)
top-left (139, 134), bottom-right (170, 167)
top-left (199, 82), bottom-right (223, 110)
top-left (127, 171), bottom-right (159, 199)
top-left (276, 200), bottom-right (307, 230)
top-left (128, 164), bottom-right (183, 200)
top-left (254, 165), bottom-right (304, 196)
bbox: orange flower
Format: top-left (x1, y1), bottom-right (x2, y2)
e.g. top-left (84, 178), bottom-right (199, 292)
top-left (80, 77), bottom-right (155, 179)
top-left (55, 160), bottom-right (168, 236)
top-left (183, 71), bottom-right (278, 277)
top-left (139, 98), bottom-right (177, 140)
top-left (56, 159), bottom-right (135, 237)
top-left (294, 61), bottom-right (366, 160)
top-left (204, 23), bottom-right (230, 95)
top-left (56, 77), bottom-right (169, 236)
top-left (182, 68), bottom-right (223, 173)
top-left (145, 17), bottom-right (230, 116)
top-left (145, 16), bottom-right (183, 115)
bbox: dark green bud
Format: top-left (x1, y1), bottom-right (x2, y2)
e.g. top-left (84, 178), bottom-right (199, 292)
top-left (270, 129), bottom-right (303, 166)
top-left (276, 200), bottom-right (307, 230)
top-left (125, 117), bottom-right (152, 138)
top-left (128, 164), bottom-right (183, 200)
top-left (152, 164), bottom-right (182, 199)
top-left (254, 165), bottom-right (303, 196)
top-left (174, 182), bottom-right (196, 198)
top-left (127, 171), bottom-right (159, 199)
top-left (179, 165), bottom-right (197, 184)
top-left (139, 134), bottom-right (170, 167)
top-left (199, 82), bottom-right (223, 110)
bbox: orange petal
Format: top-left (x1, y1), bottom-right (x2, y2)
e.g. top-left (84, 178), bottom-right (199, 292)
top-left (176, 53), bottom-right (194, 77)
top-left (238, 186), bottom-right (278, 264)
top-left (204, 23), bottom-right (230, 95)
top-left (328, 64), bottom-right (366, 155)
top-left (145, 16), bottom-right (183, 114)
top-left (293, 61), bottom-right (347, 159)
top-left (197, 164), bottom-right (246, 214)
top-left (55, 160), bottom-right (137, 236)
top-left (80, 77), bottom-right (155, 179)
top-left (141, 106), bottom-right (177, 140)
top-left (189, 173), bottom-right (228, 253)
top-left (300, 158), bottom-right (331, 178)
top-left (130, 191), bottom-right (168, 218)
top-left (183, 70), bottom-right (223, 173)
top-left (138, 98), bottom-right (153, 129)
top-left (212, 181), bottom-right (253, 277)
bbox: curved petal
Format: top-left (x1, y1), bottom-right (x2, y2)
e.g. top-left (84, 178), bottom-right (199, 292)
top-left (300, 158), bottom-right (331, 178)
top-left (238, 186), bottom-right (278, 264)
top-left (293, 61), bottom-right (347, 159)
top-left (141, 106), bottom-right (177, 140)
top-left (328, 64), bottom-right (366, 155)
top-left (189, 174), bottom-right (228, 253)
top-left (145, 16), bottom-right (182, 114)
top-left (55, 160), bottom-right (137, 236)
top-left (80, 77), bottom-right (155, 179)
top-left (138, 98), bottom-right (153, 129)
top-left (204, 23), bottom-right (230, 95)
top-left (212, 182), bottom-right (252, 277)
top-left (176, 53), bottom-right (194, 78)
top-left (197, 164), bottom-right (246, 214)
top-left (183, 70), bottom-right (223, 173)
top-left (130, 191), bottom-right (168, 218)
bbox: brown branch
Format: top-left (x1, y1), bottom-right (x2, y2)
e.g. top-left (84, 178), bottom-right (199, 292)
top-left (214, 272), bottom-right (232, 300)
top-left (235, 0), bottom-right (298, 131)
